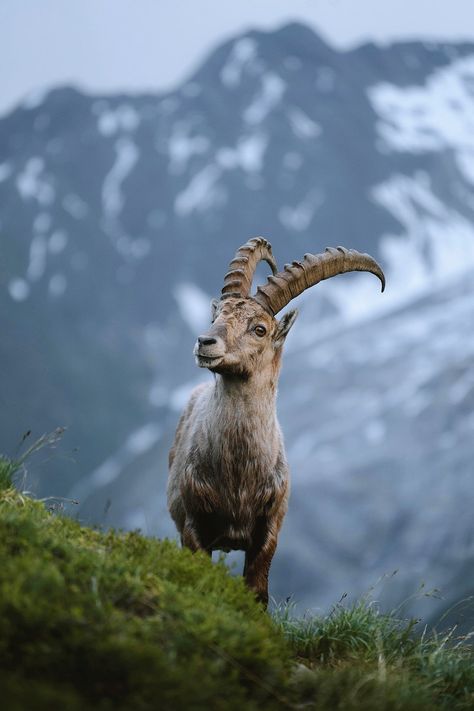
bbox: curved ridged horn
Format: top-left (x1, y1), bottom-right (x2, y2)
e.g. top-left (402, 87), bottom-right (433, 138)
top-left (253, 246), bottom-right (385, 315)
top-left (221, 237), bottom-right (278, 300)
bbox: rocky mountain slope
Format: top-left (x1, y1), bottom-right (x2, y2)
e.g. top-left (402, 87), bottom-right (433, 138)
top-left (1, 22), bottom-right (473, 617)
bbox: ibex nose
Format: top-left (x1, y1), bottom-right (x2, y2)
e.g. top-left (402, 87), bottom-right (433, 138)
top-left (198, 336), bottom-right (217, 347)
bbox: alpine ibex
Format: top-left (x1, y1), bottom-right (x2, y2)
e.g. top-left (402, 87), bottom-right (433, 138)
top-left (168, 238), bottom-right (385, 606)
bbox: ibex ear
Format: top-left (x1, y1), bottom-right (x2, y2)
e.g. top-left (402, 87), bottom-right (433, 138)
top-left (210, 298), bottom-right (219, 321)
top-left (273, 309), bottom-right (298, 348)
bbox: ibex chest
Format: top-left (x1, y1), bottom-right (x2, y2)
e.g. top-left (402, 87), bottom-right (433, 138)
top-left (192, 418), bottom-right (284, 518)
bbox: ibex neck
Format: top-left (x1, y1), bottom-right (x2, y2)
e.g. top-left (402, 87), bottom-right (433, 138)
top-left (214, 370), bottom-right (278, 409)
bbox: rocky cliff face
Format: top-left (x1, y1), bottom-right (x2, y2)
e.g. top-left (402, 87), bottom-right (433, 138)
top-left (1, 22), bottom-right (474, 617)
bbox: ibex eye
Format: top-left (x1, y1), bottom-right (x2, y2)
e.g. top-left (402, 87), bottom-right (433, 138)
top-left (254, 325), bottom-right (267, 337)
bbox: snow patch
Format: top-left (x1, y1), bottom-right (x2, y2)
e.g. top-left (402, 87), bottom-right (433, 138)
top-left (279, 189), bottom-right (324, 231)
top-left (102, 138), bottom-right (138, 219)
top-left (69, 423), bottom-right (161, 500)
top-left (456, 150), bottom-right (474, 185)
top-left (168, 122), bottom-right (209, 174)
top-left (288, 108), bottom-right (321, 139)
top-left (216, 133), bottom-right (267, 173)
top-left (63, 194), bottom-right (88, 219)
top-left (174, 165), bottom-right (225, 216)
top-left (365, 420), bottom-right (386, 445)
top-left (132, 238), bottom-right (151, 259)
top-left (16, 157), bottom-right (55, 205)
top-left (170, 380), bottom-right (205, 411)
top-left (244, 73), bottom-right (286, 125)
top-left (48, 230), bottom-right (68, 254)
top-left (373, 172), bottom-right (474, 283)
top-left (8, 278), bottom-right (30, 302)
top-left (126, 424), bottom-right (161, 456)
top-left (174, 282), bottom-right (212, 333)
top-left (221, 38), bottom-right (257, 88)
top-left (97, 104), bottom-right (140, 136)
top-left (22, 88), bottom-right (48, 110)
top-left (328, 171), bottom-right (474, 324)
top-left (369, 54), bottom-right (474, 185)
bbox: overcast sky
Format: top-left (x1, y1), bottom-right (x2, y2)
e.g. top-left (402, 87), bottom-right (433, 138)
top-left (1, 0), bottom-right (473, 116)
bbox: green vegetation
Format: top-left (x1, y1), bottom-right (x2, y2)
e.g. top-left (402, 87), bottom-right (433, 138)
top-left (1, 448), bottom-right (473, 710)
top-left (275, 601), bottom-right (474, 710)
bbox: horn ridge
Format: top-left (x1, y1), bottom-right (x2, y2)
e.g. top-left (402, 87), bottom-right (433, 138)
top-left (253, 245), bottom-right (385, 314)
top-left (220, 236), bottom-right (278, 300)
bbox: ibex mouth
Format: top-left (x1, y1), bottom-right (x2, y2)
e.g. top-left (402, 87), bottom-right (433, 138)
top-left (195, 354), bottom-right (224, 369)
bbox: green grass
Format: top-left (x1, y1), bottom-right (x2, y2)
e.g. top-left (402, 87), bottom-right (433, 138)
top-left (1, 448), bottom-right (474, 710)
top-left (274, 601), bottom-right (474, 710)
top-left (0, 455), bottom-right (18, 490)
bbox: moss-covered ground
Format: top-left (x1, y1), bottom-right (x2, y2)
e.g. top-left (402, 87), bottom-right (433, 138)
top-left (1, 452), bottom-right (473, 710)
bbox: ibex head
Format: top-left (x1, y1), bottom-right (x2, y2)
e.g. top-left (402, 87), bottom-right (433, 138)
top-left (194, 237), bottom-right (385, 377)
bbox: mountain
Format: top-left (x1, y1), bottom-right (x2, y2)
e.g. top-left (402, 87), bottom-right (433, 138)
top-left (1, 22), bottom-right (474, 619)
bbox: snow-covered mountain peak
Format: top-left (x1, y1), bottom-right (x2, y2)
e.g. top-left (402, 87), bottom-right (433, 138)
top-left (369, 53), bottom-right (474, 161)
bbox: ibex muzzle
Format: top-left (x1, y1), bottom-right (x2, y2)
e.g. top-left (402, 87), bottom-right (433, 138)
top-left (168, 237), bottom-right (385, 606)
top-left (194, 326), bottom-right (226, 369)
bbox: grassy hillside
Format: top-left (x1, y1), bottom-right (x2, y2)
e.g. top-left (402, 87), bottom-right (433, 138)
top-left (1, 450), bottom-right (473, 710)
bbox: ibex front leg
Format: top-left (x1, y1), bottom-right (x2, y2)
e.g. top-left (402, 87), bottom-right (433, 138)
top-left (243, 518), bottom-right (278, 608)
top-left (181, 519), bottom-right (212, 556)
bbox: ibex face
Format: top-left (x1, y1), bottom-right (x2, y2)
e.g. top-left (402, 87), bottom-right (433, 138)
top-left (192, 237), bottom-right (385, 378)
top-left (194, 297), bottom-right (297, 377)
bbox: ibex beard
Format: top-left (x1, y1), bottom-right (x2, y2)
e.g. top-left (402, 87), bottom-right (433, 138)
top-left (167, 237), bottom-right (385, 607)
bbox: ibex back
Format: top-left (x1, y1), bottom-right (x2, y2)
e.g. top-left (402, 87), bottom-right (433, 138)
top-left (168, 238), bottom-right (385, 606)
